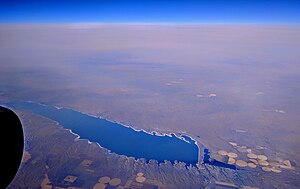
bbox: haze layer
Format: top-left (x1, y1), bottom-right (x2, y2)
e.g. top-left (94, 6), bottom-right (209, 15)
top-left (0, 24), bottom-right (299, 164)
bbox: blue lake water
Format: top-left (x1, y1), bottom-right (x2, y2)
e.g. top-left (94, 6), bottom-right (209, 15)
top-left (7, 101), bottom-right (199, 165)
top-left (203, 149), bottom-right (236, 170)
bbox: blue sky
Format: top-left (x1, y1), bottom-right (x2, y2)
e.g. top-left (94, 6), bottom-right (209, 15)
top-left (0, 0), bottom-right (299, 24)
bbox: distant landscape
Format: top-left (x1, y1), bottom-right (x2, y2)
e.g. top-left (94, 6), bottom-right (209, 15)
top-left (1, 24), bottom-right (300, 188)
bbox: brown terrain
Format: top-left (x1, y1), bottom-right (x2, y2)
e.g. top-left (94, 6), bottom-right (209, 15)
top-left (0, 24), bottom-right (299, 188)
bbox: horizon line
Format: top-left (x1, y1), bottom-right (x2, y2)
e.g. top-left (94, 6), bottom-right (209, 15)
top-left (0, 22), bottom-right (300, 25)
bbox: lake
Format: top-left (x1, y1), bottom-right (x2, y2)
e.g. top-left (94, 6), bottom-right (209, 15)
top-left (7, 101), bottom-right (199, 165)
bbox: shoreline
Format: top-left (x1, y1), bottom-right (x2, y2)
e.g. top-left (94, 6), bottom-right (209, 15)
top-left (3, 100), bottom-right (202, 165)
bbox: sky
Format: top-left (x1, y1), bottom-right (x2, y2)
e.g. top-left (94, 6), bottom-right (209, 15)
top-left (0, 0), bottom-right (299, 24)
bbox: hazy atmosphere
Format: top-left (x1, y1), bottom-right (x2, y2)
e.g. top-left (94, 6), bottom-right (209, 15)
top-left (1, 24), bottom-right (300, 188)
top-left (0, 0), bottom-right (300, 188)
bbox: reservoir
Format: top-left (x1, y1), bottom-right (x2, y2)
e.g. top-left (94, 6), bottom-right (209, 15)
top-left (7, 101), bottom-right (199, 165)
